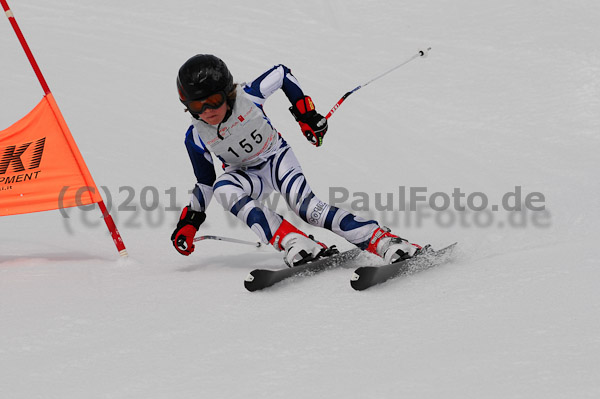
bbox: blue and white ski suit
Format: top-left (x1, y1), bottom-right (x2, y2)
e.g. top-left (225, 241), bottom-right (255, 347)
top-left (183, 65), bottom-right (378, 248)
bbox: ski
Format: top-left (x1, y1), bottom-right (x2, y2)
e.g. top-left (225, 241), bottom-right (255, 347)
top-left (350, 242), bottom-right (458, 291)
top-left (245, 248), bottom-right (362, 292)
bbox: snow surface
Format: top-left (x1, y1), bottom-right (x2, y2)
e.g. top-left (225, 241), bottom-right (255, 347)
top-left (1, 1), bottom-right (599, 398)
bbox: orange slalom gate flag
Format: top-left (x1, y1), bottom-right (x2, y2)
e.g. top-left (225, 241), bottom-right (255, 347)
top-left (0, 93), bottom-right (102, 216)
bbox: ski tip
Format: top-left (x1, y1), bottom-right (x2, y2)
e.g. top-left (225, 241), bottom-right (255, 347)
top-left (350, 273), bottom-right (367, 290)
top-left (349, 267), bottom-right (374, 291)
top-left (244, 269), bottom-right (276, 292)
top-left (350, 278), bottom-right (370, 291)
top-left (440, 242), bottom-right (459, 255)
top-left (244, 272), bottom-right (260, 292)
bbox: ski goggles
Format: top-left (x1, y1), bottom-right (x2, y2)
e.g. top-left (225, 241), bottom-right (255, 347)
top-left (184, 91), bottom-right (226, 114)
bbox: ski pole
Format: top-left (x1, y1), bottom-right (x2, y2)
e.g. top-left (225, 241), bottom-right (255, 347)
top-left (194, 235), bottom-right (262, 247)
top-left (325, 47), bottom-right (431, 120)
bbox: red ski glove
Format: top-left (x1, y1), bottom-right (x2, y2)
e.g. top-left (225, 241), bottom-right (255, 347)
top-left (171, 206), bottom-right (206, 256)
top-left (289, 96), bottom-right (328, 147)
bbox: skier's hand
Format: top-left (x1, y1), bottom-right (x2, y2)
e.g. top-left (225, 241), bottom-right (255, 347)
top-left (172, 225), bottom-right (197, 255)
top-left (289, 96), bottom-right (328, 147)
top-left (170, 206), bottom-right (206, 256)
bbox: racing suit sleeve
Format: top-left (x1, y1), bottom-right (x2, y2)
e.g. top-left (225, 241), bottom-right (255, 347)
top-left (184, 125), bottom-right (216, 212)
top-left (242, 64), bottom-right (305, 107)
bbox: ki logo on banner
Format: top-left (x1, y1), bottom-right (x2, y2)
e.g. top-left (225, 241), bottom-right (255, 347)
top-left (0, 137), bottom-right (46, 175)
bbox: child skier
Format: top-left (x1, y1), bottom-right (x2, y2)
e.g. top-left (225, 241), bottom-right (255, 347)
top-left (171, 54), bottom-right (421, 266)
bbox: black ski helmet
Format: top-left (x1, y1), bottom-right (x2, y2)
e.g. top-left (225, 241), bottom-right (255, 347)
top-left (177, 54), bottom-right (234, 104)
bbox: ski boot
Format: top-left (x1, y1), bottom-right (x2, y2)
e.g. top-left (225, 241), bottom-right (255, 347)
top-left (270, 219), bottom-right (337, 267)
top-left (366, 227), bottom-right (422, 264)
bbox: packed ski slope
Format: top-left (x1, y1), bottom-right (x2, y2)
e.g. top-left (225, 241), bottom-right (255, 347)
top-left (1, 1), bottom-right (599, 398)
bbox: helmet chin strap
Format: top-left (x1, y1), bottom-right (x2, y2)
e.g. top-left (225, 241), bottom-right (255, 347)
top-left (216, 105), bottom-right (234, 140)
top-left (222, 105), bottom-right (233, 122)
